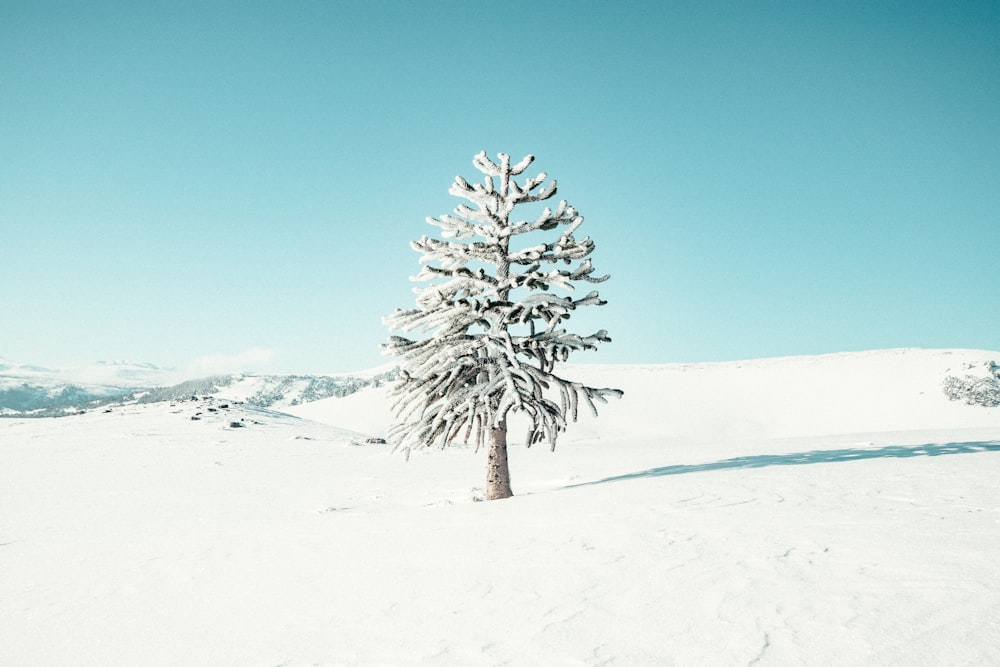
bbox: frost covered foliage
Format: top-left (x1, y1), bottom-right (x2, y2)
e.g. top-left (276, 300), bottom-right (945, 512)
top-left (137, 376), bottom-right (236, 404)
top-left (943, 361), bottom-right (1000, 407)
top-left (384, 152), bottom-right (621, 458)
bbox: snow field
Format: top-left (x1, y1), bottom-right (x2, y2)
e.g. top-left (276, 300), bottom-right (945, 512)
top-left (2, 348), bottom-right (999, 665)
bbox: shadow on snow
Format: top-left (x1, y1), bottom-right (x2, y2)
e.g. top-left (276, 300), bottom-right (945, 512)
top-left (567, 441), bottom-right (1000, 488)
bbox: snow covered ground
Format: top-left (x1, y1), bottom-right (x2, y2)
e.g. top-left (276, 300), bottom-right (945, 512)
top-left (2, 348), bottom-right (999, 666)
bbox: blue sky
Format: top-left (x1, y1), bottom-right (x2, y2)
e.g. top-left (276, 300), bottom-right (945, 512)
top-left (2, 1), bottom-right (998, 374)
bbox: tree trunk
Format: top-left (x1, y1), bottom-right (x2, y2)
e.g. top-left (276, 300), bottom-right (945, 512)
top-left (485, 420), bottom-right (513, 500)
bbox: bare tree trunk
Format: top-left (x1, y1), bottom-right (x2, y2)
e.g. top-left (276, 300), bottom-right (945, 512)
top-left (485, 420), bottom-right (513, 500)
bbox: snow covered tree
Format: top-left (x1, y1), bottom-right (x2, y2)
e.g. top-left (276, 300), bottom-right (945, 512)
top-left (383, 151), bottom-right (622, 500)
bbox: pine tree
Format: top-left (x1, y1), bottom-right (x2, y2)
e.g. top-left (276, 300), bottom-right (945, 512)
top-left (383, 151), bottom-right (621, 500)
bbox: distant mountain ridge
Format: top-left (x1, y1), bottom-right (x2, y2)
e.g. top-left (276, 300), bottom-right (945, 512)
top-left (0, 359), bottom-right (397, 417)
top-left (133, 371), bottom-right (397, 409)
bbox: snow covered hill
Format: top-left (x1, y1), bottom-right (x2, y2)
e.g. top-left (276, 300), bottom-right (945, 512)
top-left (133, 369), bottom-right (397, 410)
top-left (289, 347), bottom-right (1000, 443)
top-left (0, 358), bottom-right (396, 417)
top-left (0, 359), bottom-right (176, 416)
top-left (2, 348), bottom-right (999, 666)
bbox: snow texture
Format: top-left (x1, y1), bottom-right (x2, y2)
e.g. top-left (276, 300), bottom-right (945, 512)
top-left (2, 348), bottom-right (999, 666)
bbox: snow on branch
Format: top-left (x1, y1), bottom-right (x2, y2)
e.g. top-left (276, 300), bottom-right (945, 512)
top-left (384, 151), bottom-right (620, 456)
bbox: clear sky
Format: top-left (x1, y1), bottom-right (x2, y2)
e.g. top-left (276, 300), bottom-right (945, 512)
top-left (2, 1), bottom-right (998, 375)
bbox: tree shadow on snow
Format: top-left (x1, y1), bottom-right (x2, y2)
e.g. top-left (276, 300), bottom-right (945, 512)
top-left (568, 441), bottom-right (1000, 488)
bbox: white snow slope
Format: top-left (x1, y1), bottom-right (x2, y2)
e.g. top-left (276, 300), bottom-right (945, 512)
top-left (2, 348), bottom-right (999, 666)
